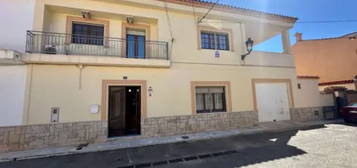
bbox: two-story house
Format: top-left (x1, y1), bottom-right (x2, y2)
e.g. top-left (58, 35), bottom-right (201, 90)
top-left (0, 0), bottom-right (334, 151)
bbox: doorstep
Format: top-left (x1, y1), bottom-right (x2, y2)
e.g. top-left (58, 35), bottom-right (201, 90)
top-left (0, 119), bottom-right (343, 163)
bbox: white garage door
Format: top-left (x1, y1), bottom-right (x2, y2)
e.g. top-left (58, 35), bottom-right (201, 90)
top-left (255, 83), bottom-right (290, 122)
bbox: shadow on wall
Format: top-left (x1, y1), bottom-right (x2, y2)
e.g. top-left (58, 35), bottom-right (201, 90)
top-left (0, 125), bottom-right (328, 168)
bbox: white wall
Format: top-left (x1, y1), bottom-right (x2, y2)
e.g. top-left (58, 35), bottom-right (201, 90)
top-left (319, 83), bottom-right (356, 91)
top-left (295, 78), bottom-right (335, 107)
top-left (0, 0), bottom-right (35, 52)
top-left (0, 65), bottom-right (28, 126)
top-left (320, 93), bottom-right (334, 107)
top-left (246, 51), bottom-right (295, 67)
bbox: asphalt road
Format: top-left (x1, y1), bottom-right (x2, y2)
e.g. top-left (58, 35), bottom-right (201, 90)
top-left (0, 123), bottom-right (356, 168)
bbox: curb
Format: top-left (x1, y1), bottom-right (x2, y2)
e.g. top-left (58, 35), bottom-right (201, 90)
top-left (0, 119), bottom-right (344, 163)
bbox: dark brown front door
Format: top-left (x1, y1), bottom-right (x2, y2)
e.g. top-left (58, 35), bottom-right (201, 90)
top-left (125, 87), bottom-right (141, 135)
top-left (108, 86), bottom-right (141, 137)
top-left (109, 87), bottom-right (126, 137)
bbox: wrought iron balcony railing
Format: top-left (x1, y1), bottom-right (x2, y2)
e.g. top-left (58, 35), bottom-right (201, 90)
top-left (26, 31), bottom-right (169, 60)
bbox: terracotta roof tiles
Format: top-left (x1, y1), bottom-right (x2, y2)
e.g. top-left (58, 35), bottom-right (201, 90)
top-left (158, 0), bottom-right (298, 23)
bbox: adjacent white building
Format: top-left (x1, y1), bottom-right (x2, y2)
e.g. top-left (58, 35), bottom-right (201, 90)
top-left (0, 0), bottom-right (35, 126)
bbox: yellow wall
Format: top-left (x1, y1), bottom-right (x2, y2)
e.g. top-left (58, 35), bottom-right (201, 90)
top-left (35, 0), bottom-right (244, 65)
top-left (45, 12), bottom-right (159, 41)
top-left (24, 0), bottom-right (308, 125)
top-left (27, 64), bottom-right (299, 124)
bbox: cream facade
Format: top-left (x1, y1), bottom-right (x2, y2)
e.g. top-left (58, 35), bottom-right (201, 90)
top-left (23, 0), bottom-right (302, 124)
top-left (27, 64), bottom-right (300, 124)
top-left (24, 0), bottom-right (296, 124)
top-left (0, 0), bottom-right (335, 151)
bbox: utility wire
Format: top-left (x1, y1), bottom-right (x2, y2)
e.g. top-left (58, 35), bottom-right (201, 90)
top-left (197, 0), bottom-right (220, 24)
top-left (191, 0), bottom-right (198, 23)
top-left (164, 0), bottom-right (174, 59)
top-left (164, 1), bottom-right (174, 40)
top-left (200, 18), bottom-right (357, 24)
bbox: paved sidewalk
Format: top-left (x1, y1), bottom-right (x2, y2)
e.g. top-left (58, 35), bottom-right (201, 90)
top-left (0, 119), bottom-right (343, 163)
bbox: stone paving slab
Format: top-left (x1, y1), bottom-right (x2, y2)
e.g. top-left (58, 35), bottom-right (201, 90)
top-left (0, 119), bottom-right (343, 163)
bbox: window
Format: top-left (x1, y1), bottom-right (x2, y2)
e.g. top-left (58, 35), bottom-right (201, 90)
top-left (72, 23), bottom-right (104, 45)
top-left (195, 87), bottom-right (226, 113)
top-left (201, 31), bottom-right (229, 50)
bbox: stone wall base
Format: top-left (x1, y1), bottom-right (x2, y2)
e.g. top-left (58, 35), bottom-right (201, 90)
top-left (0, 107), bottom-right (335, 152)
top-left (0, 121), bottom-right (107, 152)
top-left (141, 111), bottom-right (258, 137)
top-left (291, 106), bottom-right (335, 122)
top-left (0, 112), bottom-right (258, 152)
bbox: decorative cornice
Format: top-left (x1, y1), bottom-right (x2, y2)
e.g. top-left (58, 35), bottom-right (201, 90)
top-left (297, 75), bottom-right (320, 79)
top-left (295, 31), bottom-right (357, 42)
top-left (319, 80), bottom-right (355, 86)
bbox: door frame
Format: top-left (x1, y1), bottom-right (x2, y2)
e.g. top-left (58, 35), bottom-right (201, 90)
top-left (121, 23), bottom-right (151, 57)
top-left (101, 80), bottom-right (147, 121)
top-left (126, 34), bottom-right (146, 58)
top-left (251, 79), bottom-right (295, 112)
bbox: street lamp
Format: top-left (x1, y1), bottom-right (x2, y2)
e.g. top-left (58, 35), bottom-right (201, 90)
top-left (241, 38), bottom-right (254, 61)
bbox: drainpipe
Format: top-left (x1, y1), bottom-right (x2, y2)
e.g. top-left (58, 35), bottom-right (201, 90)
top-left (24, 64), bottom-right (34, 125)
top-left (77, 64), bottom-right (85, 89)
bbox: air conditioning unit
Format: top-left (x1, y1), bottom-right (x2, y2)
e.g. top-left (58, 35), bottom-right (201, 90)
top-left (44, 45), bottom-right (57, 54)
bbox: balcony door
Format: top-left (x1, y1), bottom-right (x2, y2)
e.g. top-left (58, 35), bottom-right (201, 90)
top-left (126, 29), bottom-right (146, 59)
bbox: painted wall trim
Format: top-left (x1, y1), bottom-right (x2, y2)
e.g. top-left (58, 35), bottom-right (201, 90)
top-left (319, 80), bottom-right (355, 86)
top-left (66, 16), bottom-right (110, 45)
top-left (190, 81), bottom-right (232, 114)
top-left (196, 25), bottom-right (234, 52)
top-left (101, 80), bottom-right (147, 121)
top-left (251, 78), bottom-right (295, 111)
top-left (122, 23), bottom-right (151, 40)
top-left (297, 75), bottom-right (320, 79)
top-left (121, 22), bottom-right (151, 57)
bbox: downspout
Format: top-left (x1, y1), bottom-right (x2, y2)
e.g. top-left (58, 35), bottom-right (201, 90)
top-left (24, 64), bottom-right (34, 125)
top-left (77, 64), bottom-right (85, 90)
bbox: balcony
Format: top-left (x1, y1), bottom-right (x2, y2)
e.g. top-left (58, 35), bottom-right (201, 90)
top-left (24, 31), bottom-right (170, 67)
top-left (244, 51), bottom-right (295, 67)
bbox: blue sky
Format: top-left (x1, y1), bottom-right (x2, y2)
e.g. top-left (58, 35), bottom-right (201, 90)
top-left (206, 0), bottom-right (357, 52)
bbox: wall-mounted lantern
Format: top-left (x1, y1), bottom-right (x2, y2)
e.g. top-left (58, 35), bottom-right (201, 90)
top-left (148, 86), bottom-right (153, 97)
top-left (241, 38), bottom-right (254, 61)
